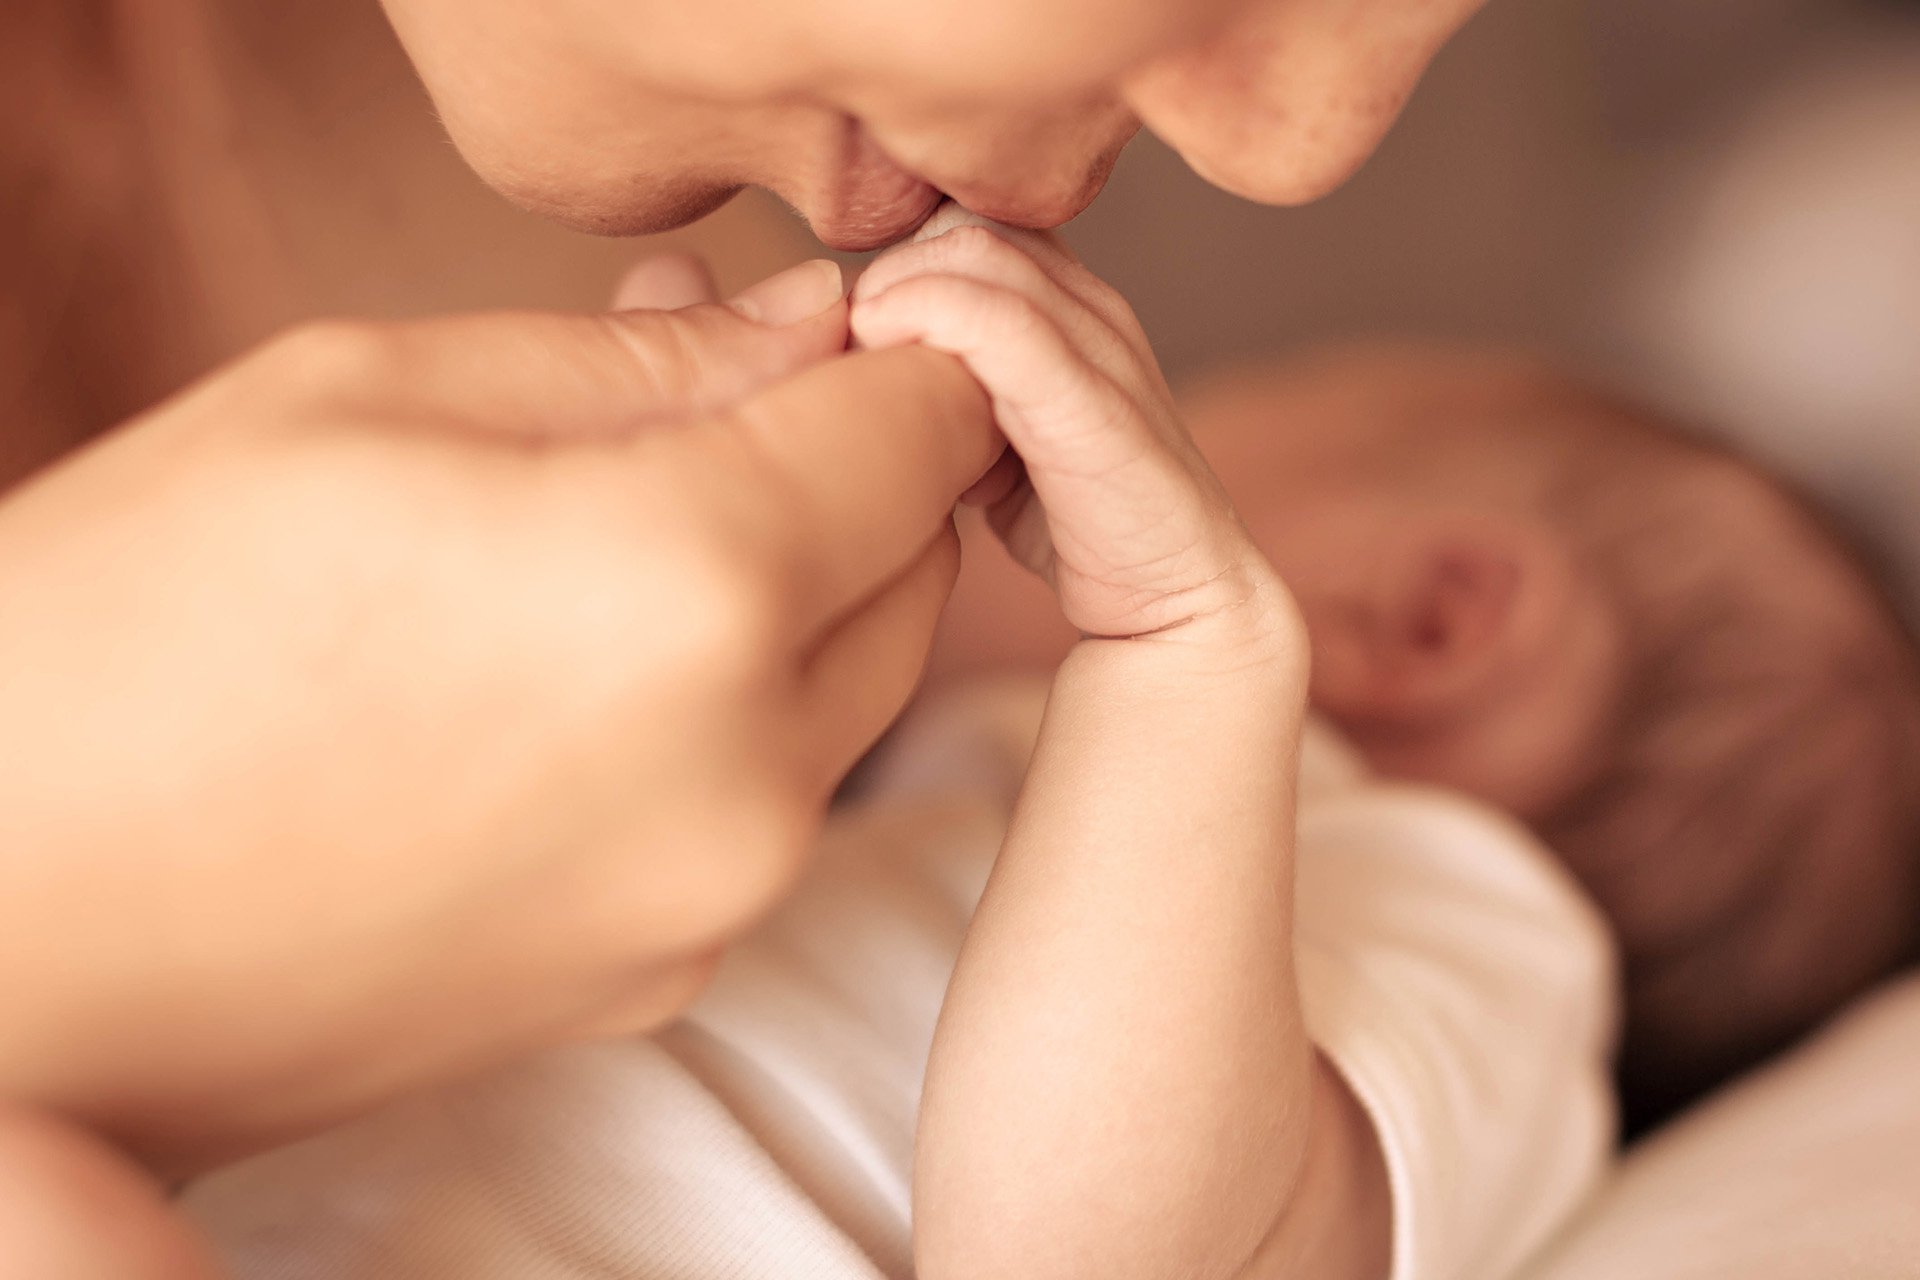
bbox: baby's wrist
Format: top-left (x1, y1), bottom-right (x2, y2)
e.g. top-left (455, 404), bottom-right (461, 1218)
top-left (1055, 620), bottom-right (1308, 764)
top-left (1073, 561), bottom-right (1308, 691)
top-left (1138, 546), bottom-right (1302, 650)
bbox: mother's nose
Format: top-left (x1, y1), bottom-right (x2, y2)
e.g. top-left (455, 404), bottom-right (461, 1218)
top-left (1125, 0), bottom-right (1489, 205)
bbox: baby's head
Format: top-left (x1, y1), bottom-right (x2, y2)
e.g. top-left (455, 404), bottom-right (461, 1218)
top-left (1190, 344), bottom-right (1920, 1124)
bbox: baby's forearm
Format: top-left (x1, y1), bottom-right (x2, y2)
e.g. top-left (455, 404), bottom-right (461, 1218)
top-left (914, 626), bottom-right (1388, 1280)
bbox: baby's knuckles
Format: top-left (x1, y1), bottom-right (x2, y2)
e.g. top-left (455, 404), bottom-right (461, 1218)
top-left (924, 223), bottom-right (1035, 280)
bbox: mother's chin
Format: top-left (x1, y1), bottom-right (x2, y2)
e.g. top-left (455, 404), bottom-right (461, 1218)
top-left (471, 160), bottom-right (750, 239)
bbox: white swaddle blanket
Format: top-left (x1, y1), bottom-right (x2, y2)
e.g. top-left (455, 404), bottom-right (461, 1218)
top-left (186, 679), bottom-right (1617, 1280)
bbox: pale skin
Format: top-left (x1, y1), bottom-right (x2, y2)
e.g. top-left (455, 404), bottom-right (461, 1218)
top-left (853, 207), bottom-right (1392, 1280)
top-left (3, 0), bottom-right (1495, 1269)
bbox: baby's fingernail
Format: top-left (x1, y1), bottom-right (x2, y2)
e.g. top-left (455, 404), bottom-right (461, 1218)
top-left (729, 259), bottom-right (845, 325)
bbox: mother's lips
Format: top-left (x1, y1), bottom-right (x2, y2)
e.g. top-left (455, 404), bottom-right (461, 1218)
top-left (812, 182), bottom-right (946, 252)
top-left (804, 119), bottom-right (1118, 251)
top-left (810, 124), bottom-right (946, 251)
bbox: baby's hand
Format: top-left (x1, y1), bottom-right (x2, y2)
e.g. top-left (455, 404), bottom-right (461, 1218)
top-left (852, 208), bottom-right (1291, 649)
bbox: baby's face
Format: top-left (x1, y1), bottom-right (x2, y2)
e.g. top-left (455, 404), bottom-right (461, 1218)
top-left (376, 0), bottom-right (1483, 248)
top-left (1185, 353), bottom-right (1622, 819)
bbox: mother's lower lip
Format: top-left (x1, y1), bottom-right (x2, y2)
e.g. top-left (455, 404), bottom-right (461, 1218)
top-left (810, 124), bottom-right (946, 251)
top-left (810, 182), bottom-right (945, 252)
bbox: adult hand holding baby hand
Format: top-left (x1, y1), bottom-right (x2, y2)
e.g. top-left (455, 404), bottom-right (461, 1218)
top-left (853, 207), bottom-right (1299, 658)
top-left (0, 261), bottom-right (998, 1177)
top-left (859, 216), bottom-right (1351, 1280)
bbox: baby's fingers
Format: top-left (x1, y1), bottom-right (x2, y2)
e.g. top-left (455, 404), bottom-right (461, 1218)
top-left (852, 273), bottom-right (1153, 487)
top-left (855, 222), bottom-right (1158, 400)
top-left (899, 206), bottom-right (1161, 376)
top-left (853, 274), bottom-right (1228, 632)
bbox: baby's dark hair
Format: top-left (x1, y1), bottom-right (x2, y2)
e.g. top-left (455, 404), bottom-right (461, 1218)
top-left (1510, 381), bottom-right (1920, 1130)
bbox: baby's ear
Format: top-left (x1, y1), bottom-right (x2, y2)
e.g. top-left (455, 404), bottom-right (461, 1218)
top-left (1311, 510), bottom-right (1572, 723)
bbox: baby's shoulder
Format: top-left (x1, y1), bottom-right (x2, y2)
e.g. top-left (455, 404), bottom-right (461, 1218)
top-left (1297, 716), bottom-right (1618, 970)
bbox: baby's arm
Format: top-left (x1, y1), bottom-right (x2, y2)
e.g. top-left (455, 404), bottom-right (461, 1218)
top-left (853, 214), bottom-right (1390, 1280)
top-left (920, 611), bottom-right (1391, 1280)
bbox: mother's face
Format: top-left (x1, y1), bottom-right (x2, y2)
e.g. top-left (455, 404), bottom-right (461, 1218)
top-left (379, 0), bottom-right (1485, 249)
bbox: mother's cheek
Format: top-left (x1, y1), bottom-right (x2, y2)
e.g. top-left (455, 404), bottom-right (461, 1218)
top-left (380, 4), bottom-right (745, 234)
